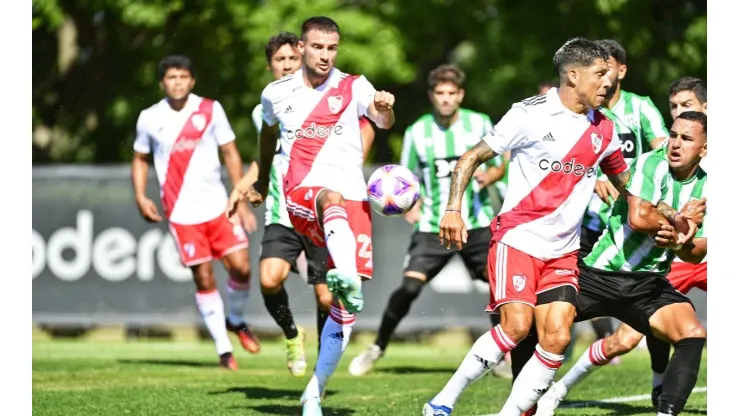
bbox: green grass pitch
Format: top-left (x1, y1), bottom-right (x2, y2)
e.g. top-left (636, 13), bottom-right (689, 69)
top-left (32, 338), bottom-right (707, 415)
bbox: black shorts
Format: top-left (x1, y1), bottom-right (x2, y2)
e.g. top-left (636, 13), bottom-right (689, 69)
top-left (404, 228), bottom-right (491, 282)
top-left (260, 224), bottom-right (329, 285)
top-left (574, 264), bottom-right (694, 335)
top-left (578, 226), bottom-right (604, 261)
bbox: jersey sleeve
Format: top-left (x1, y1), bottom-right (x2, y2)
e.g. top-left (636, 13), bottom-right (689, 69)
top-left (481, 106), bottom-right (531, 155)
top-left (481, 115), bottom-right (504, 168)
top-left (353, 75), bottom-right (377, 118)
top-left (212, 101), bottom-right (236, 145)
top-left (400, 128), bottom-right (419, 173)
top-left (133, 112), bottom-right (151, 154)
top-left (599, 123), bottom-right (628, 175)
top-left (639, 97), bottom-right (670, 142)
top-left (626, 153), bottom-right (668, 206)
top-left (260, 86), bottom-right (279, 127)
top-left (251, 104), bottom-right (263, 135)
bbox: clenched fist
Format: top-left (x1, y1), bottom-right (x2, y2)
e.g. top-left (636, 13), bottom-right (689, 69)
top-left (374, 91), bottom-right (395, 111)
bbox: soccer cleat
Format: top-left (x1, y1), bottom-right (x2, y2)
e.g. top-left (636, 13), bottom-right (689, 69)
top-left (490, 359), bottom-right (513, 380)
top-left (226, 319), bottom-right (261, 354)
top-left (651, 384), bottom-right (663, 409)
top-left (534, 382), bottom-right (567, 416)
top-left (300, 390), bottom-right (323, 416)
top-left (422, 402), bottom-right (453, 415)
top-left (326, 269), bottom-right (364, 313)
top-left (219, 352), bottom-right (238, 371)
top-left (348, 344), bottom-right (383, 376)
top-left (286, 327), bottom-right (308, 377)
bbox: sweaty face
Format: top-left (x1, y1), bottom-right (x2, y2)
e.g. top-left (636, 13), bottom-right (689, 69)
top-left (429, 82), bottom-right (464, 118)
top-left (161, 68), bottom-right (194, 100)
top-left (669, 91), bottom-right (707, 121)
top-left (269, 44), bottom-right (301, 79)
top-left (299, 30), bottom-right (339, 78)
top-left (573, 58), bottom-right (611, 109)
top-left (666, 118), bottom-right (707, 172)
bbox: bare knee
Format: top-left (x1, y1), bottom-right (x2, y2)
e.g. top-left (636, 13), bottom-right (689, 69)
top-left (229, 259), bottom-right (251, 282)
top-left (540, 327), bottom-right (572, 355)
top-left (318, 190), bottom-right (345, 211)
top-left (679, 322), bottom-right (707, 340)
top-left (192, 263), bottom-right (216, 292)
top-left (536, 302), bottom-right (576, 354)
top-left (499, 304), bottom-right (534, 343)
top-left (259, 259), bottom-right (289, 294)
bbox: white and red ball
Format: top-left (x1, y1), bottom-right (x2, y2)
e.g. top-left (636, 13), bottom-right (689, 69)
top-left (366, 164), bottom-right (420, 216)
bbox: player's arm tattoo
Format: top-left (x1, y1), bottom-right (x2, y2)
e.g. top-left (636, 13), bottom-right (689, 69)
top-left (446, 140), bottom-right (497, 210)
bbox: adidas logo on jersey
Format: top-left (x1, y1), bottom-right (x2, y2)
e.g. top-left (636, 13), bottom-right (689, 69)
top-left (284, 105), bottom-right (293, 114)
top-left (541, 132), bottom-right (555, 142)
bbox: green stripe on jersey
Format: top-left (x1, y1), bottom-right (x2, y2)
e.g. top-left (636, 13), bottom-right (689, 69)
top-left (254, 104), bottom-right (293, 228)
top-left (585, 147), bottom-right (707, 275)
top-left (402, 108), bottom-right (499, 233)
top-left (582, 90), bottom-right (670, 233)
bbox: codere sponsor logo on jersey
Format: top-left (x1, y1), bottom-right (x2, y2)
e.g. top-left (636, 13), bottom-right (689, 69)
top-left (285, 122), bottom-right (344, 140)
top-left (538, 158), bottom-right (596, 178)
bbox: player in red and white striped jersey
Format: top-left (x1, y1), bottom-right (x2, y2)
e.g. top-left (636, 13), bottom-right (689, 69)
top-left (131, 56), bottom-right (260, 371)
top-left (227, 16), bottom-right (394, 415)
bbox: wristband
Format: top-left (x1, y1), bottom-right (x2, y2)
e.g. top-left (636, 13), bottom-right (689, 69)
top-left (446, 209), bottom-right (461, 213)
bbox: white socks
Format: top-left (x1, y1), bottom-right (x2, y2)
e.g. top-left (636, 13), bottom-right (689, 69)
top-left (323, 204), bottom-right (358, 278)
top-left (431, 325), bottom-right (517, 409)
top-left (226, 278), bottom-right (250, 326)
top-left (499, 344), bottom-right (564, 415)
top-left (557, 338), bottom-right (610, 392)
top-left (305, 304), bottom-right (355, 398)
top-left (195, 290), bottom-right (232, 355)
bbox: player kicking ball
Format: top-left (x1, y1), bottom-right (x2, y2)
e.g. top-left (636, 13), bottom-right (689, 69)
top-left (227, 16), bottom-right (394, 415)
top-left (131, 56), bottom-right (260, 371)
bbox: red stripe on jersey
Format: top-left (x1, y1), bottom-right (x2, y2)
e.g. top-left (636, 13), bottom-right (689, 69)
top-left (161, 98), bottom-right (214, 218)
top-left (283, 75), bottom-right (359, 193)
top-left (493, 112), bottom-right (614, 240)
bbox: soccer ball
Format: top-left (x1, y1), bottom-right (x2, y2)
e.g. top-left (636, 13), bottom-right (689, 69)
top-left (366, 164), bottom-right (420, 216)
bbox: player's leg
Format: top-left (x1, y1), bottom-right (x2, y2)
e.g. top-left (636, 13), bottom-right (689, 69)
top-left (303, 240), bottom-right (332, 354)
top-left (299, 196), bottom-right (373, 411)
top-left (424, 242), bottom-right (539, 415)
top-left (649, 261), bottom-right (707, 407)
top-left (498, 253), bottom-right (580, 416)
top-left (462, 228), bottom-right (514, 380)
top-left (647, 284), bottom-right (706, 416)
top-left (208, 214), bottom-right (260, 354)
top-left (170, 222), bottom-right (236, 369)
top-left (260, 224), bottom-right (308, 375)
top-left (349, 231), bottom-right (451, 376)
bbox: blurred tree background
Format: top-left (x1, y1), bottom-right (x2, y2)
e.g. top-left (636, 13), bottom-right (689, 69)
top-left (32, 0), bottom-right (706, 165)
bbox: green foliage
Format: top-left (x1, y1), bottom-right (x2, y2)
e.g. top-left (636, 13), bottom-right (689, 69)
top-left (32, 0), bottom-right (706, 164)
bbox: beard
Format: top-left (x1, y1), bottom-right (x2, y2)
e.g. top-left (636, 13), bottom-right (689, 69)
top-left (605, 79), bottom-right (620, 100)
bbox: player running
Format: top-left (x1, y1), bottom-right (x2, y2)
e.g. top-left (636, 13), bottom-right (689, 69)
top-left (422, 38), bottom-right (692, 416)
top-left (131, 55), bottom-right (260, 371)
top-left (247, 32), bottom-right (376, 377)
top-left (534, 79), bottom-right (708, 415)
top-left (581, 40), bottom-right (671, 343)
top-left (348, 64), bottom-right (511, 379)
top-left (227, 16), bottom-right (394, 415)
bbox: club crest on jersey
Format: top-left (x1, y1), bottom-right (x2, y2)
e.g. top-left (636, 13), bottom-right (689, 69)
top-left (191, 114), bottom-right (206, 132)
top-left (591, 133), bottom-right (603, 153)
top-left (183, 243), bottom-right (195, 258)
top-left (328, 95), bottom-right (344, 114)
top-left (512, 275), bottom-right (526, 292)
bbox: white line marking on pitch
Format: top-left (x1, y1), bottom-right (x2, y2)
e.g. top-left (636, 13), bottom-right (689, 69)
top-left (475, 386), bottom-right (707, 415)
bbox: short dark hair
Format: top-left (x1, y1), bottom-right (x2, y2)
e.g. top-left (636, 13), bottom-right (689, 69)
top-left (595, 39), bottom-right (627, 65)
top-left (553, 38), bottom-right (609, 81)
top-left (301, 16), bottom-right (340, 40)
top-left (158, 55), bottom-right (194, 80)
top-left (676, 111), bottom-right (707, 133)
top-left (428, 64), bottom-right (466, 89)
top-left (265, 32), bottom-right (299, 63)
top-left (669, 77), bottom-right (707, 104)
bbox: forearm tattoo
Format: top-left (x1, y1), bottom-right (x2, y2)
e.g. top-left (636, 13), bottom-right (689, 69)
top-left (447, 141), bottom-right (495, 210)
top-left (607, 170), bottom-right (632, 196)
top-left (657, 201), bottom-right (678, 222)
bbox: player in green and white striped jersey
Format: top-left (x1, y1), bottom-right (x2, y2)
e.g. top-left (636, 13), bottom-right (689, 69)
top-left (535, 111), bottom-right (708, 416)
top-left (349, 64), bottom-right (510, 378)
